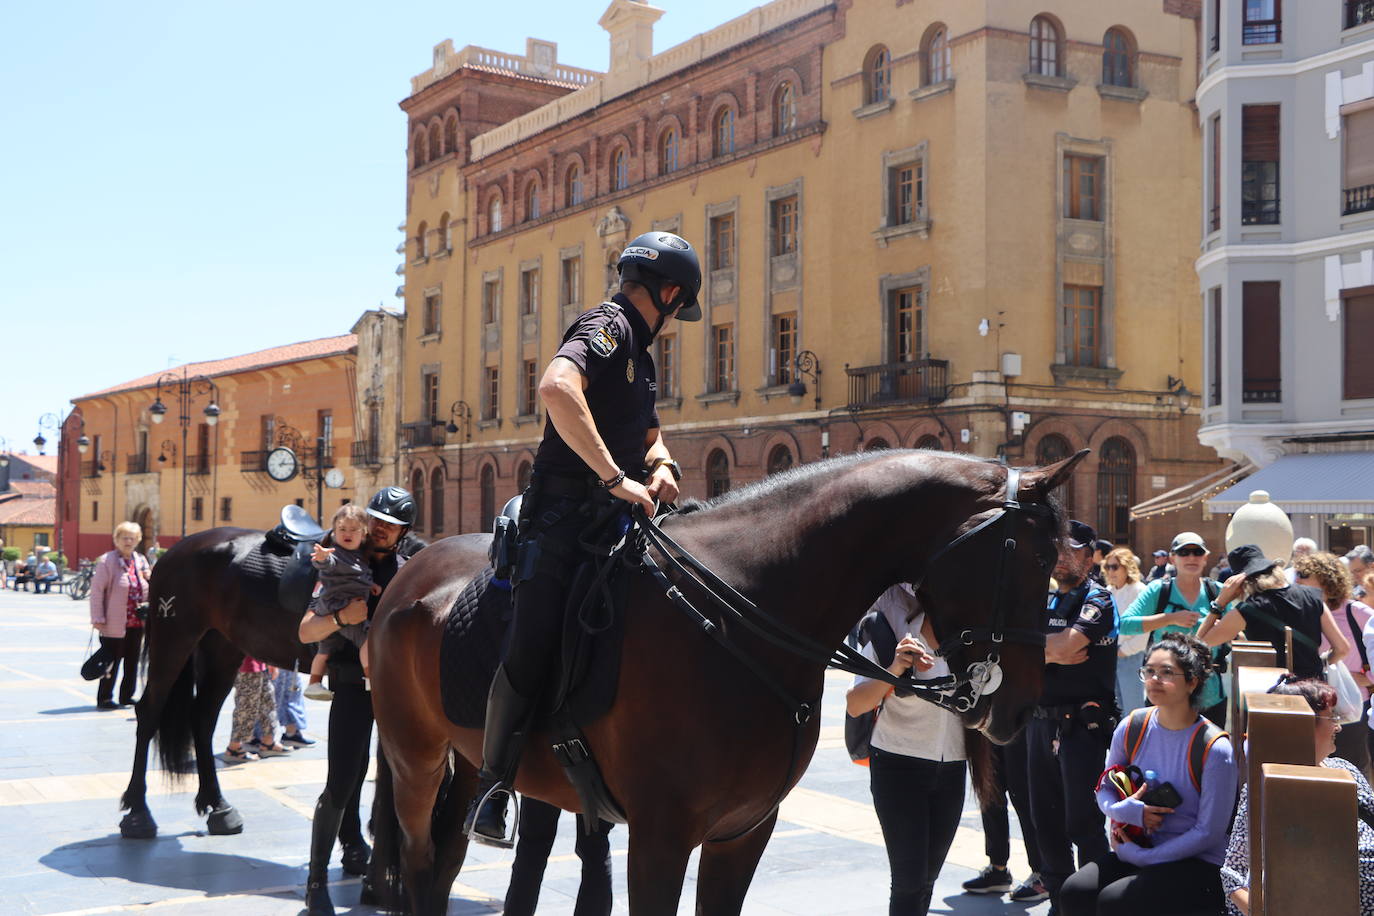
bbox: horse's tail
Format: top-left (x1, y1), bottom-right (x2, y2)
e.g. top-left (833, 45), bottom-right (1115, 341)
top-left (365, 745), bottom-right (408, 911)
top-left (153, 653), bottom-right (198, 779)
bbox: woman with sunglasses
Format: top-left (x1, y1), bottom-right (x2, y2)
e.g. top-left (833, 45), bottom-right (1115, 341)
top-left (1060, 633), bottom-right (1238, 915)
top-left (1120, 533), bottom-right (1228, 725)
top-left (1103, 548), bottom-right (1149, 713)
top-left (1219, 676), bottom-right (1374, 915)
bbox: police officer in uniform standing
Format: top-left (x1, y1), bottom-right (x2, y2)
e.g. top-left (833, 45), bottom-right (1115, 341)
top-left (1028, 520), bottom-right (1119, 914)
top-left (299, 487), bottom-right (427, 916)
top-left (464, 232), bottom-right (702, 846)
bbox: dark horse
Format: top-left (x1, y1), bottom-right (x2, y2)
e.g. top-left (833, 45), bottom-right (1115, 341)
top-left (366, 448), bottom-right (1087, 915)
top-left (117, 527), bottom-right (317, 838)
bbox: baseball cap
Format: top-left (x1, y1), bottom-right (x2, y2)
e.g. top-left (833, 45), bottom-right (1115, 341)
top-left (1152, 549), bottom-right (1169, 558)
top-left (1170, 532), bottom-right (1207, 553)
top-left (1346, 545), bottom-right (1374, 562)
top-left (1067, 520), bottom-right (1096, 549)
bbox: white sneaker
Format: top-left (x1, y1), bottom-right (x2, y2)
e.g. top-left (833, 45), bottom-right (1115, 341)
top-left (304, 682), bottom-right (333, 701)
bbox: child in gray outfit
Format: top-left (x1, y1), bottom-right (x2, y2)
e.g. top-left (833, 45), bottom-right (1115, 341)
top-left (305, 504), bottom-right (376, 701)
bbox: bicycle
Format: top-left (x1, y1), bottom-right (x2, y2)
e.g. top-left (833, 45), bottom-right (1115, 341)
top-left (67, 561), bottom-right (94, 601)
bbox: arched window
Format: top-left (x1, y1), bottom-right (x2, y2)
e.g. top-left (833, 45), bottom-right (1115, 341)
top-left (412, 131), bottom-right (426, 169)
top-left (410, 468), bottom-right (426, 531)
top-left (479, 463), bottom-right (496, 533)
top-left (611, 147), bottom-right (629, 191)
top-left (766, 444), bottom-right (794, 475)
top-left (773, 82), bottom-right (797, 136)
top-left (443, 115), bottom-right (458, 158)
top-left (1096, 437), bottom-right (1135, 544)
top-left (416, 221), bottom-right (428, 258)
top-left (924, 27), bottom-right (951, 85)
top-left (429, 467), bottom-right (444, 535)
top-left (1102, 27), bottom-right (1133, 87)
top-left (865, 46), bottom-right (892, 104)
top-left (488, 195), bottom-right (503, 233)
top-left (565, 163), bottom-right (583, 207)
top-left (524, 179), bottom-right (540, 221)
top-left (706, 449), bottom-right (731, 497)
top-left (658, 128), bottom-right (678, 176)
top-left (865, 438), bottom-right (891, 451)
top-left (1030, 16), bottom-right (1061, 77)
top-left (713, 107), bottom-right (735, 157)
top-left (428, 123), bottom-right (442, 160)
top-left (915, 434), bottom-right (943, 450)
top-left (1036, 433), bottom-right (1074, 516)
top-left (438, 212), bottom-right (451, 252)
top-left (516, 460), bottom-right (532, 492)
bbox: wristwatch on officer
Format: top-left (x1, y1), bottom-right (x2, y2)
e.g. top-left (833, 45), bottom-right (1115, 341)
top-left (333, 612), bottom-right (345, 628)
top-left (649, 457), bottom-right (682, 481)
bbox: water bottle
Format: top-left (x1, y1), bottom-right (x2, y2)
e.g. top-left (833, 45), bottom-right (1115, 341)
top-left (1144, 769), bottom-right (1159, 792)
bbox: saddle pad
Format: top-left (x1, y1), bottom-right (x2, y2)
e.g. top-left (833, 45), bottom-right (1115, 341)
top-left (228, 536), bottom-right (294, 612)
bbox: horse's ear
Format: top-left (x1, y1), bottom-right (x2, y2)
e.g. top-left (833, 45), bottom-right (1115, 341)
top-left (1020, 448), bottom-right (1092, 499)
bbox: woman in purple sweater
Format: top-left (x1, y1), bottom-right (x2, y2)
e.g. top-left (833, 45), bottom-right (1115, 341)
top-left (1061, 632), bottom-right (1238, 915)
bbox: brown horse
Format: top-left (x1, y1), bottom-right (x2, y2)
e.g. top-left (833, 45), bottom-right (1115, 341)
top-left (367, 449), bottom-right (1087, 915)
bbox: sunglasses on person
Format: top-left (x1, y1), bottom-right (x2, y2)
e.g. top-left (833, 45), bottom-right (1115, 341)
top-left (1172, 546), bottom-right (1206, 557)
top-left (1103, 563), bottom-right (1121, 571)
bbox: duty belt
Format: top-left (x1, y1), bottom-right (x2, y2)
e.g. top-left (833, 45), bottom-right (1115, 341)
top-left (530, 472), bottom-right (595, 499)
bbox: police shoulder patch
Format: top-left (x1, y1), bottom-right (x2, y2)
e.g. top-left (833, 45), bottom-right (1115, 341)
top-left (589, 327), bottom-right (619, 358)
top-left (1080, 604), bottom-right (1102, 623)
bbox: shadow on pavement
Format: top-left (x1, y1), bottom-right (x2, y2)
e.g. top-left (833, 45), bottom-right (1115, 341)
top-left (40, 833), bottom-right (297, 894)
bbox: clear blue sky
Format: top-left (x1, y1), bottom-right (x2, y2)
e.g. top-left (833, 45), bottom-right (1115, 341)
top-left (0, 0), bottom-right (755, 457)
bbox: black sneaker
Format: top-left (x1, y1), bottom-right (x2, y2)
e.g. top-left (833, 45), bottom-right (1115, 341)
top-left (962, 865), bottom-right (1013, 895)
top-left (1009, 872), bottom-right (1049, 903)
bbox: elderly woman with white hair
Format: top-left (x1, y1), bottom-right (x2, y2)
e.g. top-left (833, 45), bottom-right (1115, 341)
top-left (89, 521), bottom-right (151, 710)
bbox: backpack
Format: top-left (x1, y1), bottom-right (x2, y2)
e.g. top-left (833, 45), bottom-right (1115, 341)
top-left (844, 609), bottom-right (898, 765)
top-left (1149, 576), bottom-right (1220, 646)
top-left (1122, 707), bottom-right (1227, 792)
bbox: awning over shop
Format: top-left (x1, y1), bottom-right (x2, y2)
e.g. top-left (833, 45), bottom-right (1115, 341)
top-left (1130, 461), bottom-right (1253, 520)
top-left (1207, 452), bottom-right (1374, 515)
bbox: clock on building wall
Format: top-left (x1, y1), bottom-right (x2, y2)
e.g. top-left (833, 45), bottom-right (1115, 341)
top-left (266, 447), bottom-right (299, 482)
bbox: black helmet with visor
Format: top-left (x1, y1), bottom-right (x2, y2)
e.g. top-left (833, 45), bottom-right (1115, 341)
top-left (616, 232), bottom-right (702, 323)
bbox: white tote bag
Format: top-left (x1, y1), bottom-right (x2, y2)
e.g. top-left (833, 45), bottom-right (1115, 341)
top-left (1326, 659), bottom-right (1365, 725)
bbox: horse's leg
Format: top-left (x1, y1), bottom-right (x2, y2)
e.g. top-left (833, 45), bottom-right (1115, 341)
top-left (626, 817), bottom-right (698, 916)
top-left (385, 727), bottom-right (453, 916)
top-left (426, 753), bottom-right (478, 914)
top-left (693, 811), bottom-right (779, 916)
top-left (193, 629), bottom-right (245, 834)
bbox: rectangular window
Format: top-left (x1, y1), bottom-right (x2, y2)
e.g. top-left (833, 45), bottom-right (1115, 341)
top-left (421, 371), bottom-right (439, 423)
top-left (423, 292), bottom-right (441, 335)
top-left (220, 497), bottom-right (233, 522)
top-left (483, 278), bottom-right (500, 324)
top-left (712, 324), bottom-right (735, 392)
top-left (1344, 108), bottom-right (1374, 214)
top-left (658, 333), bottom-right (676, 397)
top-left (1242, 0), bottom-right (1281, 44)
top-left (519, 267), bottom-right (539, 316)
top-left (1350, 0), bottom-right (1374, 29)
top-left (1209, 287), bottom-right (1223, 407)
top-left (890, 287), bottom-right (923, 362)
top-left (560, 256), bottom-right (581, 307)
top-left (484, 366), bottom-right (500, 420)
top-left (1241, 104), bottom-right (1280, 225)
top-left (773, 313), bottom-right (797, 385)
top-left (1062, 286), bottom-right (1102, 368)
top-left (317, 409), bottom-right (333, 463)
top-left (771, 196), bottom-right (798, 256)
top-left (1210, 115), bottom-right (1222, 232)
top-left (260, 414), bottom-right (275, 453)
top-left (1063, 155), bottom-right (1103, 221)
top-left (191, 497), bottom-right (203, 522)
top-left (1345, 291), bottom-right (1374, 399)
top-left (195, 424), bottom-right (209, 473)
top-left (1210, 0), bottom-right (1221, 52)
top-left (1242, 281), bottom-right (1281, 402)
top-left (93, 500), bottom-right (99, 522)
top-left (890, 162), bottom-right (923, 226)
top-left (521, 359), bottom-right (538, 417)
top-left (710, 213), bottom-right (735, 270)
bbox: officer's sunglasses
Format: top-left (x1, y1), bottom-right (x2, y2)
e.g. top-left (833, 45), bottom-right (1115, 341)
top-left (1173, 546), bottom-right (1206, 557)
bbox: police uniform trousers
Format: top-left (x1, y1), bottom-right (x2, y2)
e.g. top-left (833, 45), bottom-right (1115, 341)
top-left (982, 731), bottom-right (1042, 874)
top-left (1025, 712), bottom-right (1110, 903)
top-left (503, 797), bottom-right (612, 916)
top-left (319, 663), bottom-right (373, 844)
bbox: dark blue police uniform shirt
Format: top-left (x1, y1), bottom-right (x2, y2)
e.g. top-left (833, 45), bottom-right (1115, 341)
top-left (1040, 580), bottom-right (1118, 706)
top-left (534, 293), bottom-right (660, 478)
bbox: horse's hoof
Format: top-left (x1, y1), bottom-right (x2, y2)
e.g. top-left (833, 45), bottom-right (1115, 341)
top-left (340, 839), bottom-right (370, 875)
top-left (357, 877), bottom-right (377, 906)
top-left (206, 804), bottom-right (243, 835)
top-left (119, 810), bottom-right (157, 839)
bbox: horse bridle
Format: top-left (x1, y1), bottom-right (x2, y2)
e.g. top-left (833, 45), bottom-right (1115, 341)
top-left (630, 465), bottom-right (1055, 720)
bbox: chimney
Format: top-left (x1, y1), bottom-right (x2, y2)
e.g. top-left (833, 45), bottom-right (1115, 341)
top-left (598, 0), bottom-right (664, 77)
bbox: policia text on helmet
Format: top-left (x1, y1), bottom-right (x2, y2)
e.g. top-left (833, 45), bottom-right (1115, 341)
top-left (615, 232), bottom-right (703, 340)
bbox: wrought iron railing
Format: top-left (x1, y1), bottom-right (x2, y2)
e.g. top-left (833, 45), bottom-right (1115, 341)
top-left (401, 422), bottom-right (446, 449)
top-left (1345, 184), bottom-right (1374, 215)
top-left (845, 359), bottom-right (950, 410)
top-left (126, 453), bottom-right (149, 475)
top-left (1349, 0), bottom-right (1374, 29)
top-left (306, 445), bottom-right (336, 468)
top-left (81, 460), bottom-right (100, 478)
top-left (1242, 379), bottom-right (1282, 403)
top-left (187, 453), bottom-right (210, 476)
top-left (1241, 197), bottom-right (1280, 225)
top-left (1242, 19), bottom-right (1280, 44)
top-left (350, 441), bottom-right (382, 468)
top-left (239, 450), bottom-right (268, 472)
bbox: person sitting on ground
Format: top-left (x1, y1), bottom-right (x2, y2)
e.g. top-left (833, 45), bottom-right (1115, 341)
top-left (33, 556), bottom-right (58, 593)
top-left (1061, 633), bottom-right (1238, 916)
top-left (1220, 676), bottom-right (1374, 915)
top-left (1296, 551), bottom-right (1374, 774)
top-left (305, 505), bottom-right (381, 701)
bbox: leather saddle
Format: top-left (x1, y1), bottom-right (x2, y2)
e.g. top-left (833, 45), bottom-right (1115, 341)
top-left (266, 505), bottom-right (327, 613)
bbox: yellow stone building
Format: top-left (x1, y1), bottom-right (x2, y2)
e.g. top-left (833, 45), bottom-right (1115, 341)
top-left (398, 0), bottom-right (1223, 552)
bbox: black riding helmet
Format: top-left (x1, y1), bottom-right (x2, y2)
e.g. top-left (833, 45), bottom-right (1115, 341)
top-left (367, 486), bottom-right (416, 527)
top-left (617, 232), bottom-right (702, 322)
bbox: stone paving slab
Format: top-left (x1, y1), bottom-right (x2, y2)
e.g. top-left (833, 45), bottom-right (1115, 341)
top-left (0, 588), bottom-right (1050, 914)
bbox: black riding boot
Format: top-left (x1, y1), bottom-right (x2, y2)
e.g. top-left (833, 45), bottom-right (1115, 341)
top-left (305, 795), bottom-right (345, 916)
top-left (463, 666), bottom-right (537, 847)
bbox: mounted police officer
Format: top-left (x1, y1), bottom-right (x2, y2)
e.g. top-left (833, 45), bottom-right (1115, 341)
top-left (464, 231), bottom-right (702, 847)
top-left (300, 486), bottom-right (427, 916)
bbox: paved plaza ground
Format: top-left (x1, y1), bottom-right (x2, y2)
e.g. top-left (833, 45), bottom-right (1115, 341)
top-left (0, 586), bottom-right (1051, 915)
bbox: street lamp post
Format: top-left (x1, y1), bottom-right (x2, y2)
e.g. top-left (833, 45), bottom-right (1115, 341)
top-left (787, 350), bottom-right (827, 458)
top-left (149, 370), bottom-right (221, 540)
top-left (444, 401), bottom-right (472, 533)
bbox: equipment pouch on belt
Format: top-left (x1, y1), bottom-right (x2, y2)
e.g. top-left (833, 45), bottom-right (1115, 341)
top-left (513, 538), bottom-right (543, 586)
top-left (491, 516), bottom-right (519, 580)
top-left (1076, 700), bottom-right (1118, 745)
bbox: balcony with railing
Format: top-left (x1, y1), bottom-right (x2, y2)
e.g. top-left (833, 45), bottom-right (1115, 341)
top-left (1241, 19), bottom-right (1280, 45)
top-left (401, 422), bottom-right (446, 449)
top-left (1349, 0), bottom-right (1374, 30)
top-left (1345, 185), bottom-right (1374, 215)
top-left (126, 452), bottom-right (149, 475)
top-left (81, 459), bottom-right (100, 478)
top-left (187, 453), bottom-right (211, 476)
top-left (845, 359), bottom-right (950, 410)
top-left (1242, 378), bottom-right (1281, 403)
top-left (306, 445), bottom-right (336, 468)
top-left (240, 450), bottom-right (268, 473)
top-left (350, 441), bottom-right (382, 468)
